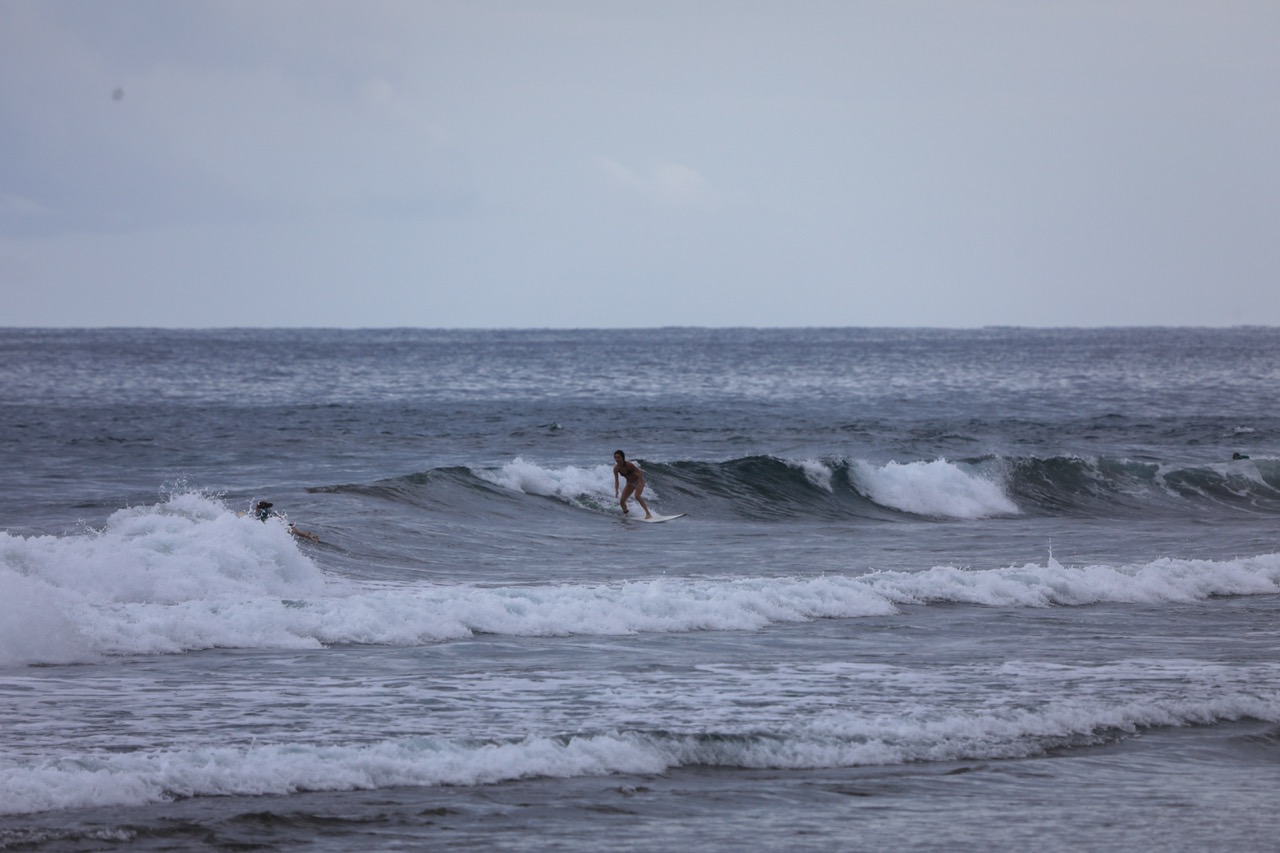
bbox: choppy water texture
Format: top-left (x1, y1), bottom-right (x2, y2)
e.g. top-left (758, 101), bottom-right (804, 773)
top-left (2, 327), bottom-right (1279, 852)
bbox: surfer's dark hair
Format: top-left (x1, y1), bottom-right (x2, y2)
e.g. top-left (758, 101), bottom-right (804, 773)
top-left (614, 450), bottom-right (625, 459)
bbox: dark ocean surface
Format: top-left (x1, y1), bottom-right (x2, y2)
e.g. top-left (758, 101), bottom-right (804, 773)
top-left (2, 327), bottom-right (1279, 851)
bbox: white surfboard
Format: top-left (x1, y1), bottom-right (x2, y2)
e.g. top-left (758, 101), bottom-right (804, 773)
top-left (627, 513), bottom-right (686, 523)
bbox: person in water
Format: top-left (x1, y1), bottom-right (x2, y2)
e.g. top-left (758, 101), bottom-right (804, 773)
top-left (612, 450), bottom-right (652, 519)
top-left (251, 500), bottom-right (319, 541)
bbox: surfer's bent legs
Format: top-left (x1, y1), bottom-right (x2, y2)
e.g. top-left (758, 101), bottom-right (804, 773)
top-left (621, 481), bottom-right (652, 518)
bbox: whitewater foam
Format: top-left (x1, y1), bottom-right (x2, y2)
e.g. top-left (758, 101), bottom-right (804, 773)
top-left (0, 492), bottom-right (332, 666)
top-left (477, 458), bottom-right (656, 509)
top-left (6, 496), bottom-right (1280, 668)
top-left (3, 687), bottom-right (1274, 816)
top-left (851, 458), bottom-right (1019, 518)
top-left (790, 458), bottom-right (835, 492)
top-left (863, 554), bottom-right (1280, 607)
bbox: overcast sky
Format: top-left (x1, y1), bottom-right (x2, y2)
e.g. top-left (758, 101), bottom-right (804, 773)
top-left (2, 1), bottom-right (1278, 328)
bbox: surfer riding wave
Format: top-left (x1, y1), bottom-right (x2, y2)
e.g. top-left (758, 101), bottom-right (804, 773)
top-left (612, 450), bottom-right (652, 519)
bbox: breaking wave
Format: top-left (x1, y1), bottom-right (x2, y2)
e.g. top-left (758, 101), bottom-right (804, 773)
top-left (4, 490), bottom-right (1280, 667)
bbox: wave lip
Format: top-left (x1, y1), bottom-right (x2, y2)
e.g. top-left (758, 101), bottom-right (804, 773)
top-left (851, 458), bottom-right (1019, 519)
top-left (476, 457), bottom-right (621, 512)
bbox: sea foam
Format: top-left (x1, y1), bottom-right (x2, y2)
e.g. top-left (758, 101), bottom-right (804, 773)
top-left (3, 689), bottom-right (1275, 816)
top-left (5, 491), bottom-right (1280, 667)
top-left (478, 458), bottom-right (641, 506)
top-left (0, 492), bottom-right (331, 666)
top-left (851, 458), bottom-right (1019, 518)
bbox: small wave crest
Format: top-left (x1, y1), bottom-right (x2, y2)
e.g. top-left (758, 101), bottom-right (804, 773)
top-left (4, 690), bottom-right (1275, 815)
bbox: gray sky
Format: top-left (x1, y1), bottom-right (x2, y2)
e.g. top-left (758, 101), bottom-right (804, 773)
top-left (2, 0), bottom-right (1278, 328)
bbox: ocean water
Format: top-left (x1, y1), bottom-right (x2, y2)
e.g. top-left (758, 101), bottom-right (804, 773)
top-left (2, 326), bottom-right (1279, 852)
